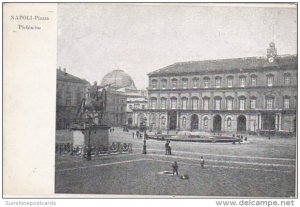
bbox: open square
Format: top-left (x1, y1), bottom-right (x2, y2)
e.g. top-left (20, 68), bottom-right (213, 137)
top-left (55, 128), bottom-right (296, 197)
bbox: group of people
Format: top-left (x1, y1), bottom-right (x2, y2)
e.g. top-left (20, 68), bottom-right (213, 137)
top-left (109, 128), bottom-right (115, 133)
top-left (132, 130), bottom-right (147, 139)
top-left (123, 127), bottom-right (129, 132)
top-left (171, 157), bottom-right (205, 177)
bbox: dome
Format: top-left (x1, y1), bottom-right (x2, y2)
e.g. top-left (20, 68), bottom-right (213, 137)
top-left (101, 69), bottom-right (136, 90)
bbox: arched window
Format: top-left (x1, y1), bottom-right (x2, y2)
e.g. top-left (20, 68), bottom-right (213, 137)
top-left (214, 96), bottom-right (222, 110)
top-left (266, 74), bottom-right (274, 86)
top-left (250, 96), bottom-right (257, 109)
top-left (203, 97), bottom-right (210, 110)
top-left (203, 77), bottom-right (210, 88)
top-left (283, 96), bottom-right (290, 109)
top-left (171, 97), bottom-right (177, 109)
top-left (266, 96), bottom-right (274, 109)
top-left (192, 77), bottom-right (199, 88)
top-left (226, 97), bottom-right (233, 110)
top-left (191, 97), bottom-right (199, 110)
top-left (150, 98), bottom-right (157, 109)
top-left (151, 79), bottom-right (158, 89)
top-left (171, 78), bottom-right (178, 89)
top-left (284, 73), bottom-right (291, 85)
top-left (227, 76), bottom-right (233, 88)
top-left (182, 78), bottom-right (188, 88)
top-left (239, 75), bottom-right (246, 87)
top-left (250, 74), bottom-right (257, 86)
top-left (160, 97), bottom-right (167, 109)
top-left (161, 79), bottom-right (167, 89)
top-left (215, 76), bottom-right (222, 88)
top-left (239, 96), bottom-right (246, 110)
top-left (181, 97), bottom-right (188, 110)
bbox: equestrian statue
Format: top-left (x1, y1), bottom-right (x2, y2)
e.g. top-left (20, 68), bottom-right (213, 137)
top-left (77, 81), bottom-right (111, 125)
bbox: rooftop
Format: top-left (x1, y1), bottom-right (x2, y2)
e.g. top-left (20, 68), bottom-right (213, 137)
top-left (57, 69), bottom-right (90, 84)
top-left (148, 55), bottom-right (297, 76)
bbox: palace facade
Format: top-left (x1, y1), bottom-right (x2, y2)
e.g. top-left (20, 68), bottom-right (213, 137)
top-left (133, 43), bottom-right (297, 133)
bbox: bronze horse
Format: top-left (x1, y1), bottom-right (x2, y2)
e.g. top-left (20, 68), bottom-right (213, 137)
top-left (77, 86), bottom-right (107, 124)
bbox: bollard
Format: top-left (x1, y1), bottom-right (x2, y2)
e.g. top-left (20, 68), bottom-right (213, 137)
top-left (86, 147), bottom-right (92, 161)
top-left (142, 140), bottom-right (147, 154)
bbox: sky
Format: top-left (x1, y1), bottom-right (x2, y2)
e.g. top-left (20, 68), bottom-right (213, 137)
top-left (57, 3), bottom-right (297, 89)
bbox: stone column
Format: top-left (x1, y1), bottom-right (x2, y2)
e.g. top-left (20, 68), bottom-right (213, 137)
top-left (275, 114), bottom-right (278, 130)
top-left (278, 113), bottom-right (282, 131)
top-left (258, 113), bottom-right (262, 130)
top-left (177, 112), bottom-right (180, 129)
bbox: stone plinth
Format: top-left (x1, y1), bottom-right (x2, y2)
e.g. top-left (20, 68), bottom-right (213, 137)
top-left (83, 125), bottom-right (110, 148)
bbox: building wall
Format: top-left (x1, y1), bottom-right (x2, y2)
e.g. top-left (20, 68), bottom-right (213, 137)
top-left (102, 89), bottom-right (127, 127)
top-left (134, 57), bottom-right (297, 133)
top-left (56, 70), bottom-right (90, 129)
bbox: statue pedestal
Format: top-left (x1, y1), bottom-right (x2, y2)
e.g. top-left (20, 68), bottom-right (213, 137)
top-left (83, 125), bottom-right (110, 148)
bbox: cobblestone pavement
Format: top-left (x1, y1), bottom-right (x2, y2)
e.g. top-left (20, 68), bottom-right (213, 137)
top-left (55, 128), bottom-right (296, 197)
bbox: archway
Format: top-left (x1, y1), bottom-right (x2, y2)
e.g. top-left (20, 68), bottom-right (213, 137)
top-left (237, 115), bottom-right (247, 132)
top-left (213, 115), bottom-right (222, 132)
top-left (127, 118), bottom-right (133, 125)
top-left (168, 111), bottom-right (177, 130)
top-left (191, 114), bottom-right (199, 130)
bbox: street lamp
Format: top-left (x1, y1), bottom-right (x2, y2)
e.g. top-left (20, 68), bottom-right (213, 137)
top-left (141, 118), bottom-right (147, 154)
top-left (86, 117), bottom-right (94, 161)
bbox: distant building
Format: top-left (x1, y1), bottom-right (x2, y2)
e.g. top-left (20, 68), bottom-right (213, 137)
top-left (100, 69), bottom-right (147, 127)
top-left (56, 67), bottom-right (90, 129)
top-left (102, 89), bottom-right (127, 126)
top-left (127, 96), bottom-right (148, 127)
top-left (133, 43), bottom-right (297, 133)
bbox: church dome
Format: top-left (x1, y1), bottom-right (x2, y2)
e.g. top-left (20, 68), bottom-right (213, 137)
top-left (101, 69), bottom-right (136, 90)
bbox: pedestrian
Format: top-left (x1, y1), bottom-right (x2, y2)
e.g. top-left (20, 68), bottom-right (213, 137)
top-left (165, 141), bottom-right (169, 155)
top-left (168, 141), bottom-right (172, 155)
top-left (200, 156), bottom-right (205, 168)
top-left (136, 130), bottom-right (139, 138)
top-left (132, 132), bottom-right (135, 139)
top-left (172, 161), bottom-right (179, 176)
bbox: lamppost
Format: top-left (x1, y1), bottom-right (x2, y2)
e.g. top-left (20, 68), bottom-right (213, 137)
top-left (86, 117), bottom-right (94, 161)
top-left (141, 118), bottom-right (147, 154)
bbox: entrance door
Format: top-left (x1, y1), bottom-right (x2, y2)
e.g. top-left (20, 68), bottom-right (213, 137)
top-left (128, 118), bottom-right (133, 125)
top-left (191, 114), bottom-right (199, 130)
top-left (168, 111), bottom-right (177, 130)
top-left (262, 113), bottom-right (275, 130)
top-left (213, 115), bottom-right (222, 132)
top-left (237, 115), bottom-right (247, 132)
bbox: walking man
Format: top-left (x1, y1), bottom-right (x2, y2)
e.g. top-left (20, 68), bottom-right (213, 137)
top-left (172, 161), bottom-right (179, 176)
top-left (200, 156), bottom-right (205, 168)
top-left (165, 141), bottom-right (169, 155)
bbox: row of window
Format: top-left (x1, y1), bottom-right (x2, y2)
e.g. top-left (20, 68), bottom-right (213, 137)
top-left (150, 73), bottom-right (292, 89)
top-left (156, 116), bottom-right (236, 130)
top-left (129, 104), bottom-right (146, 109)
top-left (149, 96), bottom-right (292, 110)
